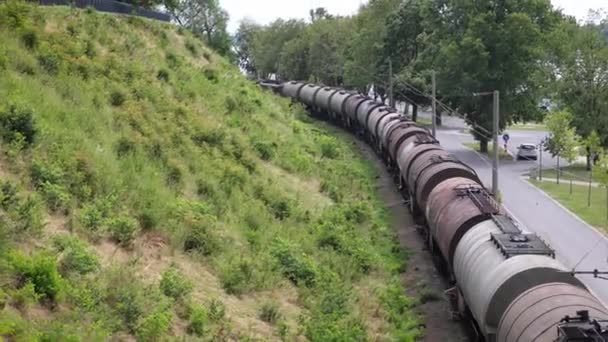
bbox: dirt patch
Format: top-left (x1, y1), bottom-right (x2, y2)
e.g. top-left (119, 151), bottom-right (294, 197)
top-left (352, 138), bottom-right (468, 342)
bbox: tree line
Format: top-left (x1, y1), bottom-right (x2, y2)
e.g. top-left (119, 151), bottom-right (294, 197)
top-left (129, 0), bottom-right (607, 165)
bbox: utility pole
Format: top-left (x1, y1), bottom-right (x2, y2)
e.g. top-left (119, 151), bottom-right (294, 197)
top-left (539, 139), bottom-right (543, 181)
top-left (492, 90), bottom-right (500, 196)
top-left (431, 71), bottom-right (437, 137)
top-left (388, 59), bottom-right (394, 108)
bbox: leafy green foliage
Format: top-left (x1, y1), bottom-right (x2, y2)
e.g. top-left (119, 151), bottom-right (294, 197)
top-left (0, 102), bottom-right (36, 146)
top-left (258, 301), bottom-right (281, 324)
top-left (188, 304), bottom-right (208, 336)
top-left (8, 252), bottom-right (62, 302)
top-left (107, 215), bottom-right (139, 247)
top-left (544, 110), bottom-right (580, 163)
top-left (53, 235), bottom-right (99, 275)
top-left (159, 267), bottom-right (193, 300)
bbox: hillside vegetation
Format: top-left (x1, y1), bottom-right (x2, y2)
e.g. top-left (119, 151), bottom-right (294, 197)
top-left (0, 2), bottom-right (422, 340)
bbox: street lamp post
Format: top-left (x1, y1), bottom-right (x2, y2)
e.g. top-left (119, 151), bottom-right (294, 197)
top-left (473, 91), bottom-right (500, 195)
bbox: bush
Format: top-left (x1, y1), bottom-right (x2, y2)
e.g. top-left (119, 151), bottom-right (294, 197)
top-left (41, 181), bottom-right (71, 213)
top-left (191, 128), bottom-right (225, 147)
top-left (8, 281), bottom-right (40, 309)
top-left (84, 39), bottom-right (96, 58)
top-left (109, 90), bottom-right (126, 106)
top-left (225, 95), bottom-right (237, 113)
top-left (37, 49), bottom-right (60, 74)
top-left (53, 235), bottom-right (99, 275)
top-left (203, 67), bottom-right (218, 82)
top-left (270, 239), bottom-right (317, 287)
top-left (9, 252), bottom-right (63, 302)
top-left (107, 215), bottom-right (139, 247)
top-left (156, 68), bottom-right (169, 82)
top-left (0, 102), bottom-right (36, 145)
top-left (114, 136), bottom-right (136, 157)
top-left (258, 301), bottom-right (281, 324)
top-left (207, 298), bottom-right (225, 322)
top-left (77, 203), bottom-right (104, 234)
top-left (136, 310), bottom-right (172, 341)
top-left (253, 141), bottom-right (276, 161)
top-left (183, 215), bottom-right (221, 256)
top-left (219, 258), bottom-right (253, 295)
top-left (188, 304), bottom-right (208, 336)
top-left (159, 267), bottom-right (193, 300)
top-left (185, 40), bottom-right (198, 56)
top-left (165, 163), bottom-right (183, 188)
top-left (20, 28), bottom-right (37, 49)
top-left (319, 136), bottom-right (340, 159)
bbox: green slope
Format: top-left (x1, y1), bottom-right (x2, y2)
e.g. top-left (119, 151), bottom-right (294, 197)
top-left (0, 2), bottom-right (421, 340)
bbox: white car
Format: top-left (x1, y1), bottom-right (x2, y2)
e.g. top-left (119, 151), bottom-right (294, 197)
top-left (516, 143), bottom-right (538, 161)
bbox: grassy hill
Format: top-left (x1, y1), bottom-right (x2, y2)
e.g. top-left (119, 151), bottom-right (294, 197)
top-left (0, 2), bottom-right (421, 340)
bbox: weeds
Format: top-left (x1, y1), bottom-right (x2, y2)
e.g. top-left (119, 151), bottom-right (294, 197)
top-left (159, 267), bottom-right (193, 300)
top-left (258, 301), bottom-right (281, 324)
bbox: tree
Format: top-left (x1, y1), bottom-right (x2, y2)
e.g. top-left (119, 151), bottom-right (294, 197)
top-left (249, 19), bottom-right (307, 78)
top-left (234, 19), bottom-right (261, 76)
top-left (544, 111), bottom-right (580, 180)
top-left (305, 17), bottom-right (353, 86)
top-left (163, 0), bottom-right (233, 58)
top-left (413, 0), bottom-right (562, 152)
top-left (343, 0), bottom-right (400, 92)
top-left (558, 26), bottom-right (608, 169)
top-left (309, 7), bottom-right (332, 22)
top-left (584, 130), bottom-right (602, 168)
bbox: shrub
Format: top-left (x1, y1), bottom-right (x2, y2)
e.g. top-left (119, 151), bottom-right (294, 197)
top-left (0, 180), bottom-right (19, 209)
top-left (107, 215), bottom-right (139, 247)
top-left (41, 181), bottom-right (71, 213)
top-left (9, 252), bottom-right (62, 302)
top-left (84, 39), bottom-right (96, 58)
top-left (14, 194), bottom-right (45, 233)
top-left (203, 67), bottom-right (218, 82)
top-left (219, 258), bottom-right (252, 295)
top-left (8, 281), bottom-right (40, 309)
top-left (191, 128), bottom-right (225, 147)
top-left (253, 141), bottom-right (275, 161)
top-left (37, 49), bottom-right (60, 74)
top-left (166, 52), bottom-right (181, 69)
top-left (20, 28), bottom-right (38, 49)
top-left (224, 95), bottom-right (237, 113)
top-left (270, 239), bottom-right (317, 287)
top-left (77, 203), bottom-right (104, 234)
top-left (319, 136), bottom-right (340, 159)
top-left (113, 282), bottom-right (144, 332)
top-left (165, 163), bottom-right (183, 188)
top-left (185, 40), bottom-right (198, 56)
top-left (109, 90), bottom-right (126, 106)
top-left (188, 304), bottom-right (208, 336)
top-left (258, 301), bottom-right (281, 324)
top-left (115, 136), bottom-right (136, 157)
top-left (159, 267), bottom-right (193, 300)
top-left (53, 235), bottom-right (99, 275)
top-left (0, 102), bottom-right (36, 145)
top-left (156, 68), bottom-right (169, 82)
top-left (136, 310), bottom-right (172, 341)
top-left (183, 215), bottom-right (221, 256)
top-left (207, 298), bottom-right (225, 322)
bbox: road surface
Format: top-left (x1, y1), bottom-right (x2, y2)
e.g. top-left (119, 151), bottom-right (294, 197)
top-left (431, 116), bottom-right (608, 307)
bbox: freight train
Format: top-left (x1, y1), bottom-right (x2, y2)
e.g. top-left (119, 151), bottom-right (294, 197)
top-left (260, 80), bottom-right (608, 342)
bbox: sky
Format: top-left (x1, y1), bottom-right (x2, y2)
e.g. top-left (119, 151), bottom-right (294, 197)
top-left (220, 0), bottom-right (606, 33)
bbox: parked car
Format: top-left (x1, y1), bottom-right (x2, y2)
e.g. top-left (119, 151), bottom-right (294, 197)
top-left (516, 143), bottom-right (538, 160)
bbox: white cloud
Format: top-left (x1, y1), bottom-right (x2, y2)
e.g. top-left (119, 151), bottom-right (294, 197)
top-left (220, 0), bottom-right (606, 34)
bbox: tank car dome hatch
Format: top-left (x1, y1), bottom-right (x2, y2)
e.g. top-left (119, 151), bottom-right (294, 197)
top-left (281, 81), bottom-right (306, 99)
top-left (497, 283), bottom-right (608, 342)
top-left (395, 132), bottom-right (437, 170)
top-left (355, 100), bottom-right (382, 130)
top-left (299, 84), bottom-right (322, 106)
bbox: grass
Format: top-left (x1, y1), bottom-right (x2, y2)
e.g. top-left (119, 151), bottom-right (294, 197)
top-left (508, 121), bottom-right (547, 131)
top-left (0, 1), bottom-right (421, 340)
top-left (464, 142), bottom-right (512, 160)
top-left (531, 180), bottom-right (608, 231)
top-left (540, 164), bottom-right (597, 183)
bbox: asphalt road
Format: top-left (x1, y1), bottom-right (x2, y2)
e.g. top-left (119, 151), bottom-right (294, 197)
top-left (432, 118), bottom-right (608, 307)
